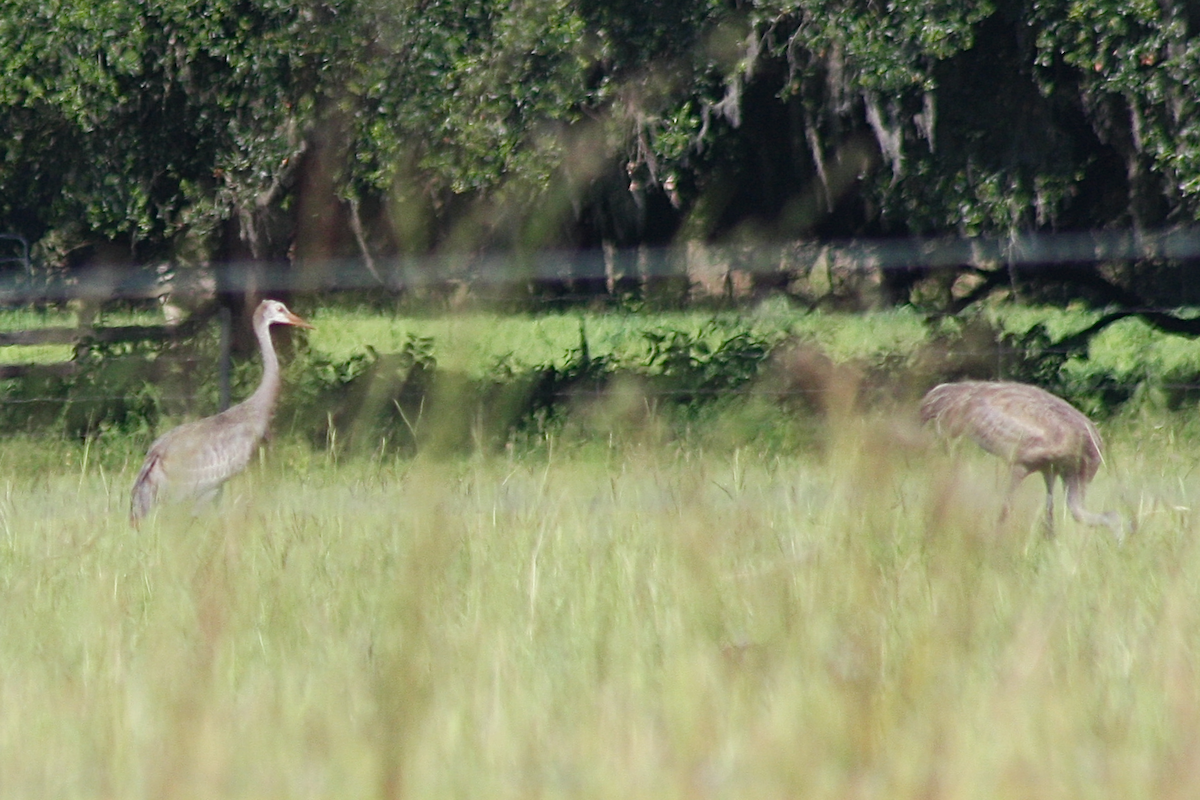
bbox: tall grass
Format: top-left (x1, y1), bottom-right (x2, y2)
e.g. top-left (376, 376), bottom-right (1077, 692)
top-left (0, 400), bottom-right (1195, 798)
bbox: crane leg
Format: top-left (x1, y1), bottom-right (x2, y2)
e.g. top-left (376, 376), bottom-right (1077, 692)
top-left (1041, 471), bottom-right (1056, 538)
top-left (999, 464), bottom-right (1031, 525)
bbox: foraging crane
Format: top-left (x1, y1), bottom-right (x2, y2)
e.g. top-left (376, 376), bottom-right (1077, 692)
top-left (130, 299), bottom-right (312, 526)
top-left (920, 380), bottom-right (1126, 540)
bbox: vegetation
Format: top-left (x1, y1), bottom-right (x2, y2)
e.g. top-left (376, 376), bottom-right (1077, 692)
top-left (3, 301), bottom-right (1200, 445)
top-left (1, 0), bottom-right (1199, 318)
top-left (0, 402), bottom-right (1195, 797)
top-left (2, 3), bottom-right (1199, 791)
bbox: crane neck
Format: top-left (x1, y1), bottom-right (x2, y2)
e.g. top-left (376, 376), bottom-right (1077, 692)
top-left (245, 315), bottom-right (283, 414)
top-left (1065, 477), bottom-right (1128, 542)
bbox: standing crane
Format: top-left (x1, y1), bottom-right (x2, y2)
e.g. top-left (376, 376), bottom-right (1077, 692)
top-left (130, 299), bottom-right (313, 526)
top-left (919, 380), bottom-right (1127, 540)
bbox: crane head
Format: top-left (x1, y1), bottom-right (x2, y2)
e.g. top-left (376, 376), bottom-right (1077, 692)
top-left (257, 299), bottom-right (314, 330)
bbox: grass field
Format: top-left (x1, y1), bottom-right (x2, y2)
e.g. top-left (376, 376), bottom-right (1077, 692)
top-left (1, 301), bottom-right (1199, 797)
top-left (302, 300), bottom-right (934, 374)
top-left (300, 300), bottom-right (1200, 388)
top-left (0, 395), bottom-right (1197, 798)
top-left (6, 299), bottom-right (1200, 391)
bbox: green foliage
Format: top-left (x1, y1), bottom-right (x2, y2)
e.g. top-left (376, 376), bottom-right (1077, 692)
top-left (349, 0), bottom-right (594, 198)
top-left (0, 339), bottom-right (184, 438)
top-left (2, 0), bottom-right (1200, 268)
top-left (286, 316), bottom-right (779, 454)
top-left (1030, 0), bottom-right (1200, 218)
top-left (0, 0), bottom-right (328, 251)
top-left (7, 303), bottom-right (1200, 447)
top-left (996, 322), bottom-right (1073, 389)
top-left (281, 333), bottom-right (437, 453)
top-left (642, 320), bottom-right (776, 405)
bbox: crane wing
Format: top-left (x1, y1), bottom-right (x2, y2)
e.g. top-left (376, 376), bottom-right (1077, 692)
top-left (140, 416), bottom-right (262, 500)
top-left (960, 390), bottom-right (1054, 460)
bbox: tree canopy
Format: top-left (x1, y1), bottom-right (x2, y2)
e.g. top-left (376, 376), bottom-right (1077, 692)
top-left (1, 0), bottom-right (1199, 308)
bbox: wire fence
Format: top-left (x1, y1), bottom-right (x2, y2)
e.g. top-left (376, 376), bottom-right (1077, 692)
top-left (3, 226), bottom-right (1200, 301)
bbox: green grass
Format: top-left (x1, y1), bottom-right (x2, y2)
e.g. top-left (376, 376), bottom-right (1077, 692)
top-left (0, 402), bottom-right (1196, 798)
top-left (0, 301), bottom-right (914, 376)
top-left (2, 301), bottom-right (1200, 795)
top-left (304, 303), bottom-right (1200, 410)
top-left (3, 301), bottom-right (1200, 401)
top-left (303, 302), bottom-right (935, 376)
top-left (0, 306), bottom-right (85, 364)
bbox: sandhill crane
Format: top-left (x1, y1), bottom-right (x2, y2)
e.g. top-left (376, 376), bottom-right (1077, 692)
top-left (920, 380), bottom-right (1126, 541)
top-left (130, 299), bottom-right (312, 526)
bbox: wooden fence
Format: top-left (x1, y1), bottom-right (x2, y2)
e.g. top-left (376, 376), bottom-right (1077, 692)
top-left (0, 302), bottom-right (229, 405)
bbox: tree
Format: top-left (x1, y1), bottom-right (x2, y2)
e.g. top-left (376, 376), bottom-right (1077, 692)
top-left (2, 0), bottom-right (1200, 326)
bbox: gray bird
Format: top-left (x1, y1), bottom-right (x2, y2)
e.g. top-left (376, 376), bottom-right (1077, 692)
top-left (920, 380), bottom-right (1126, 540)
top-left (130, 299), bottom-right (313, 525)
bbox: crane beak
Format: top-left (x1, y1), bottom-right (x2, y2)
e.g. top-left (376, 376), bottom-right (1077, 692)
top-left (284, 310), bottom-right (314, 329)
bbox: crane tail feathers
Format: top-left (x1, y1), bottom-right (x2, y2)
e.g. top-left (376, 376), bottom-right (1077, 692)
top-left (1084, 421), bottom-right (1106, 467)
top-left (130, 452), bottom-right (163, 527)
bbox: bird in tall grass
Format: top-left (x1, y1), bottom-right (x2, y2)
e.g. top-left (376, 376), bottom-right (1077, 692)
top-left (920, 380), bottom-right (1126, 540)
top-left (130, 299), bottom-right (312, 526)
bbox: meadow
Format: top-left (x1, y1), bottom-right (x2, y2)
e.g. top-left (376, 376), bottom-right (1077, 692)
top-left (0, 302), bottom-right (1199, 797)
top-left (3, 296), bottom-right (1195, 386)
